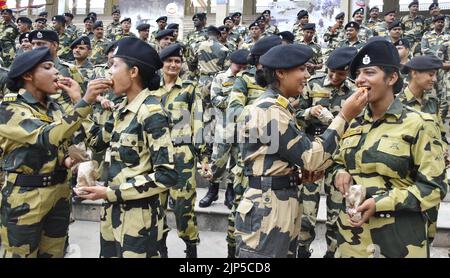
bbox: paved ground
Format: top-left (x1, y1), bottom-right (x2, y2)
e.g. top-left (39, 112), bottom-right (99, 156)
top-left (66, 220), bottom-right (449, 258)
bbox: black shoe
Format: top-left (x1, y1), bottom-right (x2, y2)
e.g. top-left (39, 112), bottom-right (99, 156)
top-left (185, 243), bottom-right (197, 258)
top-left (227, 245), bottom-right (236, 258)
top-left (168, 196), bottom-right (176, 210)
top-left (297, 247), bottom-right (312, 258)
top-left (323, 251), bottom-right (335, 258)
top-left (199, 183), bottom-right (219, 208)
top-left (224, 184), bottom-right (235, 209)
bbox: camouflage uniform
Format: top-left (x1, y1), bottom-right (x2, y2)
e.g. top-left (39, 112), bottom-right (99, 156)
top-left (233, 25), bottom-right (248, 43)
top-left (66, 23), bottom-right (77, 35)
top-left (357, 24), bottom-right (375, 43)
top-left (373, 21), bottom-right (389, 37)
top-left (227, 30), bottom-right (242, 50)
top-left (90, 38), bottom-right (111, 65)
top-left (296, 75), bottom-right (355, 257)
top-left (0, 91), bottom-right (93, 257)
top-left (57, 31), bottom-right (75, 61)
top-left (226, 67), bottom-right (266, 253)
top-left (183, 28), bottom-right (208, 80)
top-left (401, 14), bottom-right (426, 56)
top-left (0, 20), bottom-right (19, 67)
top-left (77, 29), bottom-right (94, 41)
top-left (74, 61), bottom-right (96, 93)
top-left (264, 24), bottom-right (279, 36)
top-left (240, 40), bottom-right (256, 51)
top-left (338, 39), bottom-right (364, 50)
top-left (396, 86), bottom-right (447, 244)
top-left (153, 77), bottom-right (204, 247)
top-left (331, 98), bottom-right (447, 258)
top-left (113, 31), bottom-right (137, 42)
top-left (235, 89), bottom-right (348, 258)
top-left (106, 21), bottom-right (121, 41)
top-left (293, 26), bottom-right (318, 45)
top-left (425, 15), bottom-right (450, 33)
top-left (300, 41), bottom-right (322, 75)
top-left (51, 58), bottom-right (77, 114)
top-left (323, 26), bottom-right (345, 49)
top-left (85, 88), bottom-right (178, 258)
top-left (421, 30), bottom-right (449, 119)
top-left (366, 18), bottom-right (383, 32)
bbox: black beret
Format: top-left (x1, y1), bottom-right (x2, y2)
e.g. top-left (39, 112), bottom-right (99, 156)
top-left (1, 8), bottom-right (13, 15)
top-left (136, 23), bottom-right (150, 31)
top-left (120, 17), bottom-right (131, 24)
top-left (8, 47), bottom-right (53, 79)
top-left (223, 16), bottom-right (233, 24)
top-left (388, 20), bottom-right (405, 30)
top-left (256, 15), bottom-right (265, 22)
top-left (429, 3), bottom-right (439, 10)
top-left (345, 21), bottom-right (360, 30)
top-left (192, 13), bottom-right (206, 21)
top-left (250, 35), bottom-right (282, 56)
top-left (207, 25), bottom-right (220, 35)
top-left (29, 30), bottom-right (59, 43)
top-left (159, 43), bottom-right (183, 61)
top-left (93, 21), bottom-right (104, 29)
top-left (231, 12), bottom-right (242, 17)
top-left (114, 37), bottom-right (163, 72)
top-left (302, 23), bottom-right (316, 31)
top-left (262, 10), bottom-right (271, 15)
top-left (155, 29), bottom-right (174, 40)
top-left (260, 44), bottom-right (313, 69)
top-left (408, 1), bottom-right (419, 8)
top-left (384, 9), bottom-right (396, 16)
top-left (38, 11), bottom-right (48, 17)
top-left (17, 17), bottom-right (32, 25)
top-left (353, 8), bottom-right (364, 17)
top-left (433, 15), bottom-right (446, 22)
top-left (112, 9), bottom-right (120, 15)
top-left (218, 25), bottom-right (230, 32)
top-left (369, 6), bottom-right (379, 13)
top-left (87, 12), bottom-right (97, 18)
top-left (349, 40), bottom-right (400, 79)
top-left (156, 16), bottom-right (167, 22)
top-left (249, 21), bottom-right (261, 29)
top-left (70, 36), bottom-right (91, 49)
top-left (230, 49), bottom-right (250, 65)
top-left (19, 32), bottom-right (30, 44)
top-left (64, 12), bottom-right (74, 19)
top-left (35, 17), bottom-right (47, 23)
top-left (335, 12), bottom-right (345, 19)
top-left (297, 10), bottom-right (308, 19)
top-left (326, 47), bottom-right (358, 70)
top-left (52, 15), bottom-right (66, 24)
top-left (84, 16), bottom-right (95, 23)
top-left (401, 55), bottom-right (443, 74)
top-left (278, 31), bottom-right (294, 43)
top-left (393, 38), bottom-right (410, 49)
top-left (167, 23), bottom-right (179, 30)
top-left (105, 41), bottom-right (118, 54)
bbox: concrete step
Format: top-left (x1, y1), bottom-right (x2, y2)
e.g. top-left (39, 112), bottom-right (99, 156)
top-left (72, 185), bottom-right (450, 247)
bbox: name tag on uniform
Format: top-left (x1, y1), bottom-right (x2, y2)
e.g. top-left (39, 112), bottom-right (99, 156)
top-left (342, 126), bottom-right (362, 139)
top-left (222, 82), bottom-right (234, 87)
top-left (311, 92), bottom-right (330, 98)
top-left (35, 112), bottom-right (53, 123)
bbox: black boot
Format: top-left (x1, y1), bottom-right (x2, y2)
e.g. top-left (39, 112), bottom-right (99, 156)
top-left (159, 233), bottom-right (168, 258)
top-left (168, 195), bottom-right (176, 210)
top-left (199, 183), bottom-right (219, 208)
top-left (323, 251), bottom-right (335, 258)
top-left (185, 243), bottom-right (197, 258)
top-left (297, 247), bottom-right (312, 258)
top-left (224, 183), bottom-right (235, 209)
top-left (227, 245), bottom-right (236, 258)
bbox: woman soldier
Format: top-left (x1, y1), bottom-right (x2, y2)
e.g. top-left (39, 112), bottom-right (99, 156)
top-left (154, 43), bottom-right (204, 258)
top-left (76, 38), bottom-right (178, 258)
top-left (332, 39), bottom-right (448, 258)
top-left (0, 47), bottom-right (106, 257)
top-left (234, 44), bottom-right (368, 258)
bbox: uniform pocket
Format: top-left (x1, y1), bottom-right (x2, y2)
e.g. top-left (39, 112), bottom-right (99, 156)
top-left (235, 198), bottom-right (255, 234)
top-left (341, 135), bottom-right (361, 150)
top-left (118, 134), bottom-right (142, 167)
top-left (377, 137), bottom-right (410, 157)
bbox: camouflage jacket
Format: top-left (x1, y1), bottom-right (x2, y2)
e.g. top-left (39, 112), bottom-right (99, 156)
top-left (183, 28), bottom-right (209, 69)
top-left (331, 99), bottom-right (447, 257)
top-left (211, 68), bottom-right (237, 111)
top-left (114, 31), bottom-right (137, 42)
top-left (323, 25), bottom-right (345, 48)
top-left (297, 75), bottom-right (355, 129)
top-left (401, 14), bottom-right (426, 43)
top-left (193, 38), bottom-right (230, 76)
top-left (0, 20), bottom-right (19, 47)
top-left (358, 24), bottom-right (375, 43)
top-left (66, 23), bottom-right (78, 35)
top-left (300, 40), bottom-right (323, 75)
top-left (241, 88), bottom-right (347, 176)
top-left (77, 29), bottom-right (95, 41)
top-left (90, 38), bottom-right (111, 65)
top-left (106, 21), bottom-right (121, 40)
top-left (85, 88), bottom-right (178, 202)
top-left (265, 24), bottom-right (279, 36)
top-left (0, 91), bottom-right (92, 175)
top-left (421, 30), bottom-right (450, 60)
top-left (373, 21), bottom-right (390, 37)
top-left (425, 15), bottom-right (450, 33)
top-left (240, 39), bottom-right (256, 50)
top-left (338, 39), bottom-right (364, 50)
top-left (57, 31), bottom-right (75, 61)
top-left (366, 18), bottom-right (383, 31)
top-left (73, 60), bottom-right (96, 93)
top-left (228, 29), bottom-right (242, 48)
top-left (233, 24), bottom-right (248, 41)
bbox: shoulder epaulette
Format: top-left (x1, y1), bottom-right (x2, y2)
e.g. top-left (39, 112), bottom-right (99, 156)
top-left (275, 95), bottom-right (289, 109)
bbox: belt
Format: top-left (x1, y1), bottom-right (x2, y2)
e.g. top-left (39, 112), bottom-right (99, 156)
top-left (107, 196), bottom-right (157, 210)
top-left (11, 170), bottom-right (68, 188)
top-left (373, 211), bottom-right (424, 219)
top-left (249, 174), bottom-right (300, 190)
top-left (305, 125), bottom-right (327, 136)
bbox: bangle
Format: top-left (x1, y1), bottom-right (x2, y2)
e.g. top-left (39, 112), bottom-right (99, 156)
top-left (339, 112), bottom-right (349, 123)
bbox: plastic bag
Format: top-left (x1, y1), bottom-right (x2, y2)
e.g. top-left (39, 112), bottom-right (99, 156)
top-left (76, 161), bottom-right (99, 187)
top-left (345, 184), bottom-right (366, 222)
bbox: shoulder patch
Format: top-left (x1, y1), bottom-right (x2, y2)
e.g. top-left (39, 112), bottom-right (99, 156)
top-left (342, 126), bottom-right (362, 139)
top-left (2, 95), bottom-right (17, 102)
top-left (275, 95), bottom-right (289, 109)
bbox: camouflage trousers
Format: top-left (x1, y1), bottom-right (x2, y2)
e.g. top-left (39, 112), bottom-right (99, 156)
top-left (297, 176), bottom-right (343, 254)
top-left (425, 204), bottom-right (440, 244)
top-left (211, 139), bottom-right (239, 184)
top-left (200, 75), bottom-right (215, 158)
top-left (0, 174), bottom-right (71, 258)
top-left (0, 44), bottom-right (15, 68)
top-left (435, 69), bottom-right (449, 120)
top-left (226, 159), bottom-right (248, 249)
top-left (160, 145), bottom-right (199, 244)
top-left (335, 210), bottom-right (429, 258)
top-left (100, 194), bottom-right (164, 258)
top-left (235, 184), bottom-right (302, 258)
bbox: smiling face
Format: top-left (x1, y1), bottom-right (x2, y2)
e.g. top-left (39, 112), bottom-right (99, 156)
top-left (389, 27), bottom-right (403, 39)
top-left (277, 65), bottom-right (310, 97)
top-left (355, 66), bottom-right (398, 103)
top-left (411, 69), bottom-right (438, 92)
top-left (328, 69), bottom-right (348, 87)
top-left (162, 56), bottom-right (182, 77)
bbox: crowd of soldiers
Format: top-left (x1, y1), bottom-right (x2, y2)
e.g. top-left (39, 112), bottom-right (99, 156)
top-left (0, 0), bottom-right (448, 258)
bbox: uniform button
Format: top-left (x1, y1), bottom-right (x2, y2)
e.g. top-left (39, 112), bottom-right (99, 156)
top-left (48, 176), bottom-right (52, 180)
top-left (380, 214), bottom-right (385, 218)
top-left (265, 197), bottom-right (270, 202)
top-left (386, 214), bottom-right (391, 218)
top-left (43, 177), bottom-right (47, 181)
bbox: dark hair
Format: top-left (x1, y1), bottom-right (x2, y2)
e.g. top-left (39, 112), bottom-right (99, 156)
top-left (379, 65), bottom-right (403, 94)
top-left (255, 67), bottom-right (278, 88)
top-left (247, 54), bottom-right (259, 66)
top-left (6, 78), bottom-right (23, 92)
top-left (122, 57), bottom-right (160, 90)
